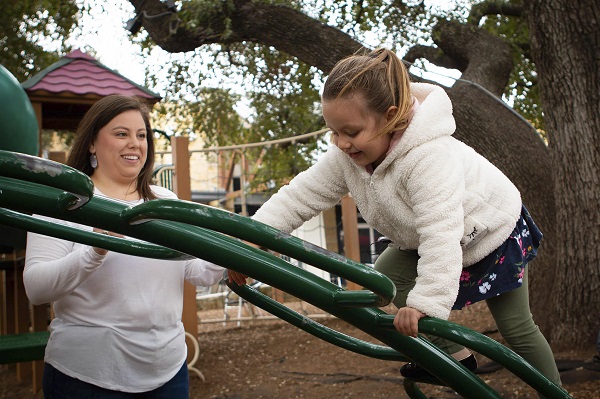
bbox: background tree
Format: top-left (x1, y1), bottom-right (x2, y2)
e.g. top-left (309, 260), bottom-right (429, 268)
top-left (523, 0), bottom-right (599, 347)
top-left (1, 0), bottom-right (81, 149)
top-left (143, 43), bottom-right (324, 190)
top-left (0, 0), bottom-right (78, 81)
top-left (121, 0), bottom-right (599, 350)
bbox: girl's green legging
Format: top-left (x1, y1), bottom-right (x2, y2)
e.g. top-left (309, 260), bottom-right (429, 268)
top-left (374, 246), bottom-right (561, 387)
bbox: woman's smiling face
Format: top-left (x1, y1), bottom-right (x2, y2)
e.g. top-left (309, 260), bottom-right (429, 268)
top-left (322, 92), bottom-right (392, 169)
top-left (89, 109), bottom-right (148, 185)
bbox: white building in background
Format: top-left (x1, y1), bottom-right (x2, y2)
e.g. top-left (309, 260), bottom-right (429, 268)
top-left (288, 214), bottom-right (332, 282)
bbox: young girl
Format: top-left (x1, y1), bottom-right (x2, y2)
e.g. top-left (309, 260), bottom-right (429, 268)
top-left (244, 48), bottom-right (561, 388)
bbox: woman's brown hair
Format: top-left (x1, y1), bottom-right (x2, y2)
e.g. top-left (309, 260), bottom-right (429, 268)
top-left (66, 95), bottom-right (157, 201)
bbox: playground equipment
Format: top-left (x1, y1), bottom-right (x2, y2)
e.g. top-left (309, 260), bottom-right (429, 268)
top-left (0, 65), bottom-right (39, 156)
top-left (0, 64), bottom-right (39, 253)
top-left (0, 150), bottom-right (570, 398)
top-left (0, 65), bottom-right (43, 386)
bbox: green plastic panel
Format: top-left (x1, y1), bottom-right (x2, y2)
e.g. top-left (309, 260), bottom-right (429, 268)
top-left (0, 66), bottom-right (39, 155)
top-left (0, 331), bottom-right (50, 364)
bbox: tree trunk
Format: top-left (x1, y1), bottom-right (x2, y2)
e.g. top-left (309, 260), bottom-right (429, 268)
top-left (526, 0), bottom-right (600, 350)
top-left (446, 82), bottom-right (557, 337)
top-left (128, 0), bottom-right (599, 349)
top-left (128, 0), bottom-right (362, 72)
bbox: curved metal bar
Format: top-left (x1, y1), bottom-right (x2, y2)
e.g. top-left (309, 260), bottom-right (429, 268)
top-left (0, 150), bottom-right (93, 209)
top-left (0, 152), bottom-right (572, 399)
top-left (226, 280), bottom-right (408, 362)
top-left (420, 318), bottom-right (569, 398)
top-left (120, 199), bottom-right (395, 307)
top-left (0, 176), bottom-right (501, 398)
top-left (225, 280), bottom-right (502, 399)
top-left (0, 208), bottom-right (192, 260)
top-left (0, 177), bottom-right (344, 309)
top-left (403, 379), bottom-right (431, 399)
top-left (374, 315), bottom-right (570, 398)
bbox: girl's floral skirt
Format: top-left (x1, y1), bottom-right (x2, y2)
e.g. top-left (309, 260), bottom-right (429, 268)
top-left (453, 205), bottom-right (542, 310)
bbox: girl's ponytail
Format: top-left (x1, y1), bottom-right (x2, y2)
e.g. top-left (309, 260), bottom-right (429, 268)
top-left (323, 48), bottom-right (414, 137)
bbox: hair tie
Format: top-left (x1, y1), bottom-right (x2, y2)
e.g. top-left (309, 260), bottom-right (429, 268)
top-left (369, 49), bottom-right (389, 62)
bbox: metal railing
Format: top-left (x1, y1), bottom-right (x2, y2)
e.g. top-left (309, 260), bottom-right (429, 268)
top-left (0, 150), bottom-right (570, 399)
top-left (152, 164), bottom-right (174, 191)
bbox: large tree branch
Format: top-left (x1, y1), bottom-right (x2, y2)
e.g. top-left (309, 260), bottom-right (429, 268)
top-left (128, 0), bottom-right (363, 73)
top-left (405, 19), bottom-right (513, 95)
top-left (404, 44), bottom-right (466, 71)
top-left (468, 0), bottom-right (523, 26)
top-left (431, 19), bottom-right (513, 96)
top-left (129, 1), bottom-right (512, 94)
top-left (467, 1), bottom-right (530, 61)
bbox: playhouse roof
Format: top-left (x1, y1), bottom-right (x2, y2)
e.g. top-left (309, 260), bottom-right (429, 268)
top-left (22, 49), bottom-right (160, 100)
top-left (21, 49), bottom-right (161, 131)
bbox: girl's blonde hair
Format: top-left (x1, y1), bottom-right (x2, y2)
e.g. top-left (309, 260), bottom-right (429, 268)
top-left (322, 48), bottom-right (413, 137)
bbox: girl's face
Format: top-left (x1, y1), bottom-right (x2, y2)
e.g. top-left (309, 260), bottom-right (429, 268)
top-left (89, 109), bottom-right (148, 185)
top-left (322, 93), bottom-right (394, 169)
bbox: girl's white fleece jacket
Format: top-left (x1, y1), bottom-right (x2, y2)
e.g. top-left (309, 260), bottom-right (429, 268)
top-left (252, 82), bottom-right (522, 320)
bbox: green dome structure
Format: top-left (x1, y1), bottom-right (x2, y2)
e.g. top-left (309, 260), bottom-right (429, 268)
top-left (0, 64), bottom-right (39, 155)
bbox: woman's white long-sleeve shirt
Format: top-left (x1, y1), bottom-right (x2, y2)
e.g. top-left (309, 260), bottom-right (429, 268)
top-left (24, 185), bottom-right (224, 392)
top-left (252, 83), bottom-right (522, 320)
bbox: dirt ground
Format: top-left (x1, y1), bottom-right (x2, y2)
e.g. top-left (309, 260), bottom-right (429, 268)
top-left (1, 300), bottom-right (599, 399)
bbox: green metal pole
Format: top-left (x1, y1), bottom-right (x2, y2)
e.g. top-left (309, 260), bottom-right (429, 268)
top-left (0, 150), bottom-right (571, 399)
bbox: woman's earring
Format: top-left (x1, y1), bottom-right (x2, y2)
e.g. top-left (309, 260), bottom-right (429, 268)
top-left (90, 153), bottom-right (98, 169)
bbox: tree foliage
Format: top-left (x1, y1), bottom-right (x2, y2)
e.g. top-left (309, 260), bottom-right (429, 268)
top-left (122, 0), bottom-right (599, 351)
top-left (129, 0), bottom-right (550, 190)
top-left (0, 0), bottom-right (78, 81)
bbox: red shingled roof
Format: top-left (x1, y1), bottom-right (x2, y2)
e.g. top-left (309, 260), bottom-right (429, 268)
top-left (22, 49), bottom-right (161, 100)
top-left (21, 50), bottom-right (161, 131)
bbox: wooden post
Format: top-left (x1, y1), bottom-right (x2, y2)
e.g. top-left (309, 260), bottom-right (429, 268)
top-left (48, 151), bottom-right (66, 164)
top-left (1, 255), bottom-right (17, 336)
top-left (271, 288), bottom-right (285, 303)
top-left (13, 254), bottom-right (30, 382)
top-left (170, 136), bottom-right (197, 362)
top-left (31, 303), bottom-right (47, 394)
top-left (341, 195), bottom-right (362, 290)
top-left (171, 136), bottom-right (192, 201)
top-left (31, 102), bottom-right (42, 158)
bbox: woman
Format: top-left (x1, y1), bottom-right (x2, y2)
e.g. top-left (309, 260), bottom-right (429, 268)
top-left (25, 95), bottom-right (224, 398)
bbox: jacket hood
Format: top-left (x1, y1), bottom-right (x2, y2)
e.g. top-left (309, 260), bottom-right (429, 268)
top-left (379, 83), bottom-right (456, 169)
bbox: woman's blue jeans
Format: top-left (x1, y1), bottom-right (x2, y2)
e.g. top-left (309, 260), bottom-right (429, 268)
top-left (42, 361), bottom-right (189, 398)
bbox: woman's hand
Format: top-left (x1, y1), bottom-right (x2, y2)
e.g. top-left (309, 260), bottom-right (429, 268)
top-left (226, 241), bottom-right (269, 285)
top-left (91, 228), bottom-right (123, 255)
top-left (228, 270), bottom-right (248, 286)
top-left (393, 306), bottom-right (426, 337)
